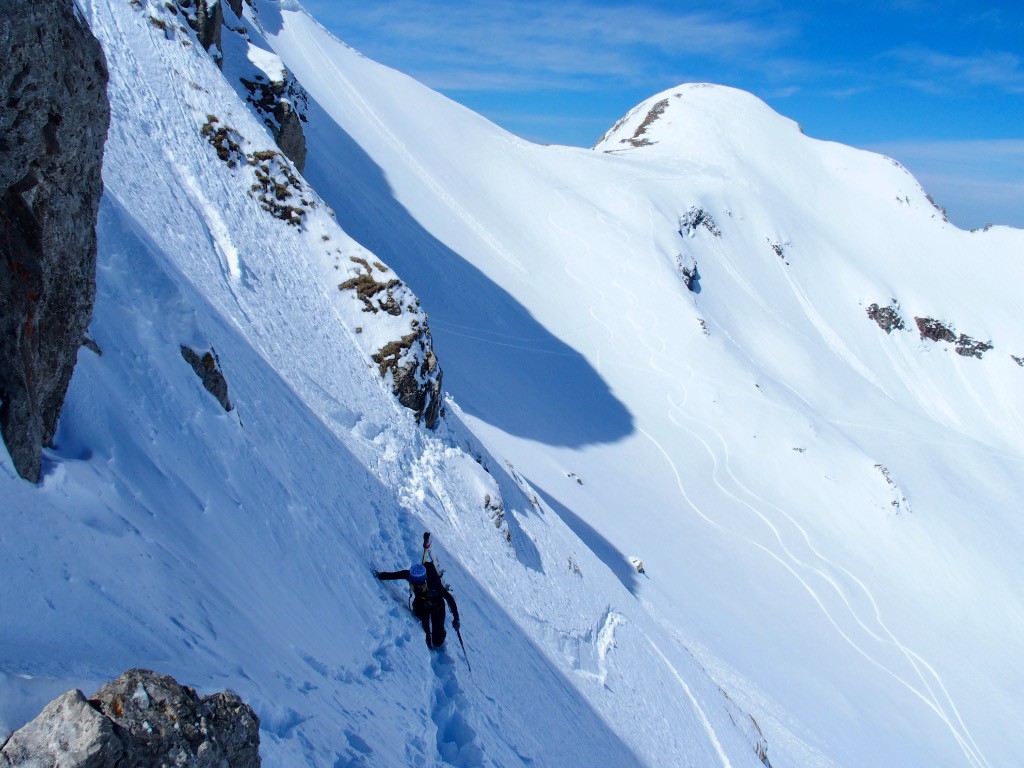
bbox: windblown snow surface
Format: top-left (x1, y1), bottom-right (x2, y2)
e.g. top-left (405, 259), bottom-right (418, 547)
top-left (2, 1), bottom-right (1023, 767)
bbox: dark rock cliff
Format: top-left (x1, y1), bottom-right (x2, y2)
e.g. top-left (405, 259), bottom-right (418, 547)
top-left (0, 669), bottom-right (261, 768)
top-left (237, 65), bottom-right (309, 172)
top-left (178, 0), bottom-right (224, 59)
top-left (0, 0), bottom-right (110, 482)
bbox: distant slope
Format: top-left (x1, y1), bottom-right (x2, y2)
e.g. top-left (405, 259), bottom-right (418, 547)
top-left (252, 7), bottom-right (1024, 768)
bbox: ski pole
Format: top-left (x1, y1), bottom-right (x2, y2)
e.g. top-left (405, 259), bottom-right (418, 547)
top-left (455, 626), bottom-right (472, 674)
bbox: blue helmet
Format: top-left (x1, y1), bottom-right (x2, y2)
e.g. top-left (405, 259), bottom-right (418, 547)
top-left (409, 564), bottom-right (427, 585)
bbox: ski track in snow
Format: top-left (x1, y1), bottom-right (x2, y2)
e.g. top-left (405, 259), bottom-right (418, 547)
top-left (771, 255), bottom-right (883, 390)
top-left (173, 156), bottom-right (243, 284)
top-left (549, 189), bottom-right (618, 354)
top-left (644, 636), bottom-right (734, 768)
top-left (639, 415), bottom-right (991, 768)
top-left (542, 174), bottom-right (991, 768)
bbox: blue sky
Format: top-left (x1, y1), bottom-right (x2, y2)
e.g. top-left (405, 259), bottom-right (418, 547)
top-left (302, 0), bottom-right (1024, 229)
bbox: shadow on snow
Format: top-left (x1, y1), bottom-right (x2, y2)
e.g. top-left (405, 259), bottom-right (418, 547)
top-left (299, 82), bottom-right (635, 448)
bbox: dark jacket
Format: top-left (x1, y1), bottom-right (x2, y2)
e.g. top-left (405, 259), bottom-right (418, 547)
top-left (377, 561), bottom-right (459, 626)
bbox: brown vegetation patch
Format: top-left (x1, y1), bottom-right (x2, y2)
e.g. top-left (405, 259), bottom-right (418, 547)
top-left (200, 116), bottom-right (245, 167)
top-left (249, 149), bottom-right (309, 225)
top-left (338, 256), bottom-right (402, 315)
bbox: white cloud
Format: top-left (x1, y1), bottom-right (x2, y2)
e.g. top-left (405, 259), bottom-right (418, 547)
top-left (888, 47), bottom-right (1024, 94)
top-left (302, 0), bottom-right (791, 92)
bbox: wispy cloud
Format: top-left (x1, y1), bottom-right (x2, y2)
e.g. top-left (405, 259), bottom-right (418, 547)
top-left (302, 0), bottom-right (793, 92)
top-left (887, 46), bottom-right (1024, 94)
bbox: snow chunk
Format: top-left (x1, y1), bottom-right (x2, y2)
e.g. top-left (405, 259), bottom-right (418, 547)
top-left (246, 41), bottom-right (286, 82)
top-left (131, 681), bottom-right (150, 709)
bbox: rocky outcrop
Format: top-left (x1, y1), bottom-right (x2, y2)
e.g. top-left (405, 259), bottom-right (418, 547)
top-left (372, 330), bottom-right (443, 428)
top-left (181, 346), bottom-right (233, 411)
top-left (239, 72), bottom-right (308, 172)
top-left (675, 254), bottom-right (701, 293)
top-left (200, 116), bottom-right (313, 226)
top-left (339, 256), bottom-right (444, 428)
top-left (679, 207), bottom-right (721, 238)
top-left (868, 304), bottom-right (996, 360)
top-left (0, 669), bottom-right (261, 768)
top-left (953, 335), bottom-right (993, 360)
top-left (0, 690), bottom-right (121, 768)
top-left (623, 98), bottom-right (668, 148)
top-left (914, 316), bottom-right (993, 359)
top-left (0, 0), bottom-right (110, 482)
top-left (177, 0), bottom-right (224, 58)
top-left (249, 149), bottom-right (311, 226)
top-left (914, 316), bottom-right (957, 344)
top-left (866, 301), bottom-right (906, 334)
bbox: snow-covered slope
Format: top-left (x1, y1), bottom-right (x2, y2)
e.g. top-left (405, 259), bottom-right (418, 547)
top-left (2, 2), bottom-right (778, 768)
top-left (246, 9), bottom-right (1024, 768)
top-left (3, 1), bottom-right (1022, 767)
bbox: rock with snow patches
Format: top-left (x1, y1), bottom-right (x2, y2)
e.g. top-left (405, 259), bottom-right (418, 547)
top-left (866, 300), bottom-right (906, 334)
top-left (199, 114), bottom-right (311, 225)
top-left (0, 0), bottom-right (110, 482)
top-left (181, 345), bottom-right (233, 411)
top-left (371, 328), bottom-right (442, 428)
top-left (227, 37), bottom-right (309, 172)
top-left (675, 255), bottom-right (701, 292)
top-left (175, 0), bottom-right (224, 61)
top-left (338, 255), bottom-right (444, 428)
top-left (914, 316), bottom-right (993, 359)
top-left (679, 207), bottom-right (721, 239)
top-left (914, 316), bottom-right (957, 344)
top-left (0, 669), bottom-right (260, 768)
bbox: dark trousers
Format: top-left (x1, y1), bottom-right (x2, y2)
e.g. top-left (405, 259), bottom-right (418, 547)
top-left (416, 603), bottom-right (447, 649)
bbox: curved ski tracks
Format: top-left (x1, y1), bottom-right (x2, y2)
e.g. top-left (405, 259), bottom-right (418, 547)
top-left (544, 176), bottom-right (991, 768)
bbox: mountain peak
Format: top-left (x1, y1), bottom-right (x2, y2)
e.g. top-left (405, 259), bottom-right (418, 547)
top-left (594, 83), bottom-right (802, 154)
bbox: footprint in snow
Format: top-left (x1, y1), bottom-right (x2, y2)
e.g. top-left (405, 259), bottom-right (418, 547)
top-left (430, 650), bottom-right (483, 767)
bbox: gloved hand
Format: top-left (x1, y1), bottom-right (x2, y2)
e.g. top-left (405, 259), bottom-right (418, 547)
top-left (452, 616), bottom-right (460, 631)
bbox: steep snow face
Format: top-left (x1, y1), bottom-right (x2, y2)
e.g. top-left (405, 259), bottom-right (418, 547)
top-left (249, 7), bottom-right (1024, 768)
top-left (1, 2), bottom-right (776, 768)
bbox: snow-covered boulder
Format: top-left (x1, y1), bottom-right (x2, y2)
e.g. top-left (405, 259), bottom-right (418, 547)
top-left (0, 0), bottom-right (109, 482)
